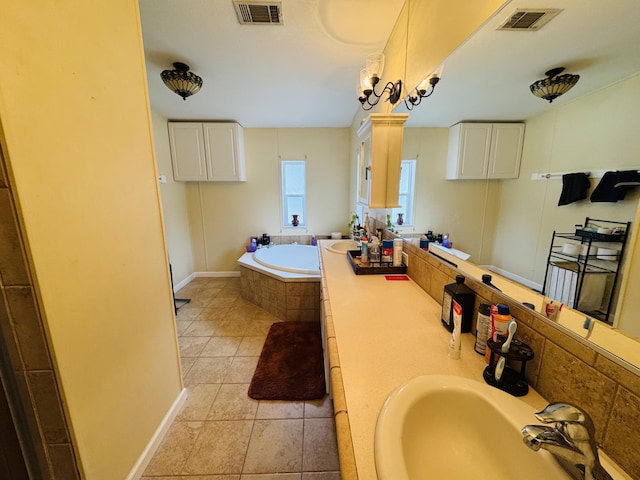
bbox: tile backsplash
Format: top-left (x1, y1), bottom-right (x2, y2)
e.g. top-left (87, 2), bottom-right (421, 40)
top-left (399, 236), bottom-right (640, 478)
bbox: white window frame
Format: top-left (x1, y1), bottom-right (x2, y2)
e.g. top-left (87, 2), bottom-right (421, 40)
top-left (281, 160), bottom-right (307, 229)
top-left (392, 159), bottom-right (416, 227)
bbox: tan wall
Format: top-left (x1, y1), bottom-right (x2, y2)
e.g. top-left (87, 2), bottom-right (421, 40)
top-left (159, 127), bottom-right (351, 273)
top-left (0, 2), bottom-right (182, 478)
top-left (151, 111), bottom-right (195, 285)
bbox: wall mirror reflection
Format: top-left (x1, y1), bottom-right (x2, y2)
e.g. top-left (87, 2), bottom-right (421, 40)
top-left (385, 0), bottom-right (640, 369)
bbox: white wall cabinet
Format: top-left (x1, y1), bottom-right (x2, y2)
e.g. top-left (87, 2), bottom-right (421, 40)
top-left (356, 113), bottom-right (409, 208)
top-left (446, 122), bottom-right (524, 180)
top-left (168, 121), bottom-right (246, 182)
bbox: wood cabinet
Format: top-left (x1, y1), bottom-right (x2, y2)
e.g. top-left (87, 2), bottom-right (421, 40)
top-left (168, 122), bottom-right (246, 182)
top-left (356, 113), bottom-right (409, 208)
top-left (446, 122), bottom-right (524, 180)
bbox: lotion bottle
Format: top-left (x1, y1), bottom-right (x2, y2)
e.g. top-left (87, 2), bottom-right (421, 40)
top-left (448, 300), bottom-right (463, 359)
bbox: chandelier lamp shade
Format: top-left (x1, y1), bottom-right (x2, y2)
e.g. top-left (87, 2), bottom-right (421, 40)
top-left (529, 67), bottom-right (579, 103)
top-left (404, 65), bottom-right (443, 110)
top-left (161, 62), bottom-right (203, 100)
top-left (357, 53), bottom-right (403, 111)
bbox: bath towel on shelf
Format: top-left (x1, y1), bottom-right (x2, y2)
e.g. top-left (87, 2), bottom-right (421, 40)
top-left (590, 170), bottom-right (640, 202)
top-left (558, 172), bottom-right (590, 206)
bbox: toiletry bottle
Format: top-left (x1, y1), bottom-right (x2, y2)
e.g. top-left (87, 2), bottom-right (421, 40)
top-left (474, 302), bottom-right (492, 355)
top-left (381, 239), bottom-right (393, 262)
top-left (441, 275), bottom-right (476, 333)
top-left (493, 303), bottom-right (512, 339)
top-left (448, 300), bottom-right (463, 359)
top-left (360, 237), bottom-right (368, 263)
top-left (485, 304), bottom-right (498, 363)
top-left (392, 238), bottom-right (403, 266)
top-left (311, 235), bottom-right (317, 246)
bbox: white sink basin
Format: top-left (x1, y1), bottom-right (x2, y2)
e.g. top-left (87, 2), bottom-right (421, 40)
top-left (325, 239), bottom-right (359, 254)
top-left (375, 375), bottom-right (570, 480)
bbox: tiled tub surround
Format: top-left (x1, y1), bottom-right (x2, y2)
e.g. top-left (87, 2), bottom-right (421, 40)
top-left (318, 237), bottom-right (635, 480)
top-left (401, 239), bottom-right (640, 479)
top-left (239, 266), bottom-right (320, 322)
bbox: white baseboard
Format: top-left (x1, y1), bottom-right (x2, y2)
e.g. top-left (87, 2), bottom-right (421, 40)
top-left (481, 265), bottom-right (543, 292)
top-left (126, 388), bottom-right (188, 480)
top-left (195, 271), bottom-right (241, 278)
top-left (173, 272), bottom-right (195, 292)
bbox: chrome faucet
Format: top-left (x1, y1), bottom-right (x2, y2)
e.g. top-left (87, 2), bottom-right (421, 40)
top-left (521, 403), bottom-right (613, 480)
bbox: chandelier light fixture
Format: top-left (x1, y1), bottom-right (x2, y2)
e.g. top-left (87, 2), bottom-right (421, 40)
top-left (357, 53), bottom-right (403, 111)
top-left (404, 65), bottom-right (443, 110)
top-left (529, 67), bottom-right (579, 103)
top-left (161, 62), bottom-right (203, 100)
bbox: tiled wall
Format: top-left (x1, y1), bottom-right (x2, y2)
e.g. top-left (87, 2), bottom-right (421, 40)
top-left (239, 266), bottom-right (320, 322)
top-left (0, 147), bottom-right (80, 478)
top-left (401, 238), bottom-right (640, 478)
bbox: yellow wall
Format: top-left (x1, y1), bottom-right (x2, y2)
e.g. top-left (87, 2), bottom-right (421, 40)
top-left (152, 111), bottom-right (195, 284)
top-left (0, 1), bottom-right (182, 478)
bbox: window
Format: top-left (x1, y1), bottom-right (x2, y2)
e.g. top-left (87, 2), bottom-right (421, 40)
top-left (281, 160), bottom-right (306, 228)
top-left (392, 159), bottom-right (416, 226)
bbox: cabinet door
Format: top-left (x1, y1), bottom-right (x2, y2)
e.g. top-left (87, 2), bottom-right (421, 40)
top-left (202, 123), bottom-right (246, 181)
top-left (488, 123), bottom-right (524, 179)
top-left (447, 123), bottom-right (492, 179)
top-left (168, 122), bottom-right (207, 181)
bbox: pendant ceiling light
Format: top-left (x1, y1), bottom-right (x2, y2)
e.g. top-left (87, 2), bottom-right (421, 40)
top-left (161, 62), bottom-right (203, 100)
top-left (529, 67), bottom-right (579, 103)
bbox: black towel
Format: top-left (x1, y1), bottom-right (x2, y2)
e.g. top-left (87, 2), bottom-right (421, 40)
top-left (558, 172), bottom-right (590, 206)
top-left (590, 170), bottom-right (640, 202)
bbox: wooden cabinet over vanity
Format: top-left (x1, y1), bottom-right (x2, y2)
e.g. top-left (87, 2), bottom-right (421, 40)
top-left (446, 122), bottom-right (524, 180)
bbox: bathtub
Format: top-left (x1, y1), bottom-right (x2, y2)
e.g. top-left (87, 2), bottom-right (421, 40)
top-left (238, 244), bottom-right (320, 279)
top-left (237, 244), bottom-right (320, 322)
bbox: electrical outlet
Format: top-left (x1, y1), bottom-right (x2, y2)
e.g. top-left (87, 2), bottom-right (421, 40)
top-left (158, 175), bottom-right (167, 184)
top-left (402, 251), bottom-right (409, 266)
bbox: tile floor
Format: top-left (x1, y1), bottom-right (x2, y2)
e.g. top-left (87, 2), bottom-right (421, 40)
top-left (142, 276), bottom-right (341, 480)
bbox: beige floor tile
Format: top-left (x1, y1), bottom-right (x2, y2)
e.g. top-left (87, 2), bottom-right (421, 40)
top-left (199, 307), bottom-right (230, 321)
top-left (301, 473), bottom-right (340, 480)
top-left (242, 419), bottom-right (303, 474)
top-left (216, 318), bottom-right (257, 336)
top-left (217, 287), bottom-right (241, 298)
top-left (208, 296), bottom-right (240, 308)
top-left (302, 418), bottom-right (340, 472)
top-left (185, 357), bottom-right (234, 384)
top-left (176, 305), bottom-right (205, 321)
top-left (224, 356), bottom-right (259, 383)
top-left (176, 319), bottom-right (194, 335)
top-left (142, 476), bottom-right (240, 480)
top-left (183, 321), bottom-right (221, 337)
top-left (183, 420), bottom-right (253, 475)
top-left (236, 336), bottom-right (267, 356)
top-left (304, 396), bottom-right (333, 418)
top-left (207, 384), bottom-right (258, 420)
top-left (241, 474), bottom-right (301, 480)
top-left (143, 421), bottom-right (203, 476)
top-left (179, 336), bottom-right (211, 357)
top-left (177, 384), bottom-right (221, 421)
top-left (256, 401), bottom-right (304, 420)
top-left (201, 336), bottom-right (242, 357)
top-left (181, 357), bottom-right (197, 378)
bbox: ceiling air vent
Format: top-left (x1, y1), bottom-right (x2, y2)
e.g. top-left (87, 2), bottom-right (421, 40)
top-left (233, 1), bottom-right (283, 25)
top-left (497, 9), bottom-right (562, 31)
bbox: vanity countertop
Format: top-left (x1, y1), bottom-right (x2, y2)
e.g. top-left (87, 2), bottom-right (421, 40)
top-left (317, 240), bottom-right (629, 480)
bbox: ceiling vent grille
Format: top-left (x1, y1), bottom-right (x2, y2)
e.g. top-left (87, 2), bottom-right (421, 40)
top-left (497, 9), bottom-right (562, 31)
top-left (233, 1), bottom-right (283, 25)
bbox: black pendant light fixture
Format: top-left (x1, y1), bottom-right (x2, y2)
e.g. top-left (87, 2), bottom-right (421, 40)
top-left (161, 62), bottom-right (203, 100)
top-left (529, 67), bottom-right (579, 103)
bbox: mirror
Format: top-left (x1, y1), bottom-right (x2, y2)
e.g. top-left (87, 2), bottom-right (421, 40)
top-left (389, 0), bottom-right (640, 370)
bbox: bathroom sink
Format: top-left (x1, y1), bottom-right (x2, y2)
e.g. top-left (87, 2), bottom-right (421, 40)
top-left (375, 375), bottom-right (570, 480)
top-left (325, 239), bottom-right (359, 254)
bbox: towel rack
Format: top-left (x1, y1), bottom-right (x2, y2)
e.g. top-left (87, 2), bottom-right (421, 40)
top-left (531, 167), bottom-right (640, 181)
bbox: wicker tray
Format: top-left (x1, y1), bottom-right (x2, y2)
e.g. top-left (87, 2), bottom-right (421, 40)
top-left (346, 250), bottom-right (407, 275)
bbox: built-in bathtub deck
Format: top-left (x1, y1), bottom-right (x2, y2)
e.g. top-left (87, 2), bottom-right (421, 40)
top-left (238, 248), bottom-right (320, 322)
